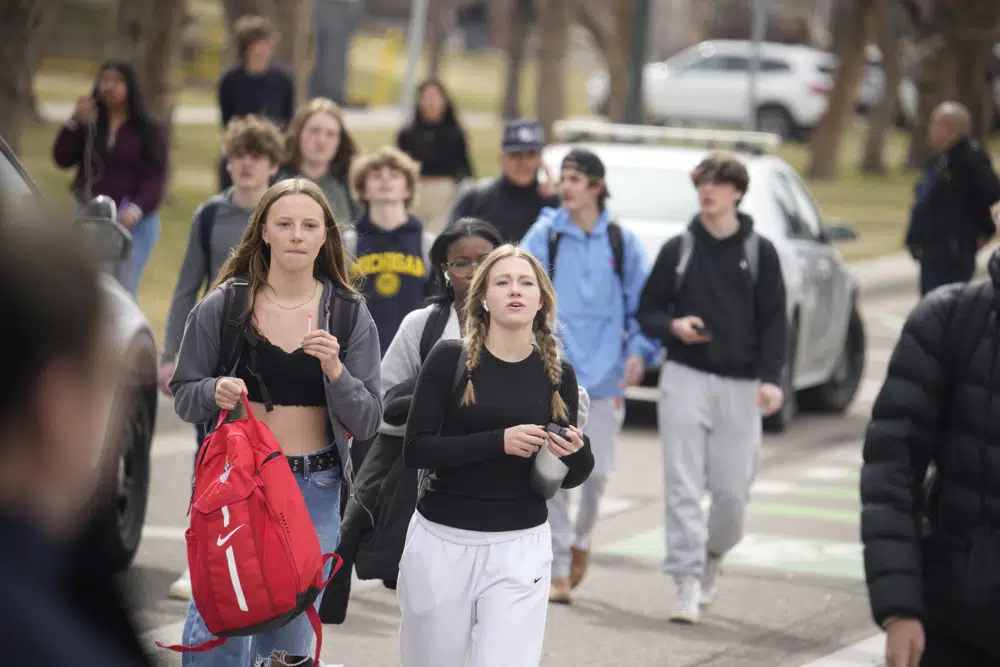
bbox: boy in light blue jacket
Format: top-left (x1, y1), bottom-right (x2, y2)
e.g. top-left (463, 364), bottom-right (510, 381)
top-left (521, 148), bottom-right (660, 604)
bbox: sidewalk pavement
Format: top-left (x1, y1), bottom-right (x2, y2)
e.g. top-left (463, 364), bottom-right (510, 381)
top-left (38, 101), bottom-right (498, 129)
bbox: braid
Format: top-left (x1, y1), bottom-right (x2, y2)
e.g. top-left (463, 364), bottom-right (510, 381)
top-left (535, 317), bottom-right (568, 422)
top-left (460, 313), bottom-right (489, 407)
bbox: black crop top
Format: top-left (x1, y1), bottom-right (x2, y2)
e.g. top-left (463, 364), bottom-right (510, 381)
top-left (235, 333), bottom-right (326, 410)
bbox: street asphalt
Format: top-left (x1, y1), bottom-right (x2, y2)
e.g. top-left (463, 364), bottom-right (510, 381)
top-left (127, 285), bottom-right (919, 667)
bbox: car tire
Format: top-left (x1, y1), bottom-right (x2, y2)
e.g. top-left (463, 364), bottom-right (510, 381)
top-left (93, 335), bottom-right (157, 572)
top-left (799, 305), bottom-right (866, 413)
top-left (755, 105), bottom-right (796, 140)
top-left (763, 320), bottom-right (798, 433)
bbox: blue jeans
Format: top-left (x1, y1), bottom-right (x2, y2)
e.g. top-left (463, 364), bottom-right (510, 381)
top-left (180, 451), bottom-right (342, 667)
top-left (113, 211), bottom-right (160, 297)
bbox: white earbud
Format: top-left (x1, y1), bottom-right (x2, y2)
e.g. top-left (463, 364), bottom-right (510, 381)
top-left (482, 300), bottom-right (489, 312)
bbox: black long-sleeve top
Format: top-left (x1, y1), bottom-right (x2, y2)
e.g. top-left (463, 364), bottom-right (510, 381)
top-left (403, 339), bottom-right (594, 531)
top-left (637, 214), bottom-right (788, 386)
top-left (396, 121), bottom-right (474, 181)
top-left (217, 64), bottom-right (295, 129)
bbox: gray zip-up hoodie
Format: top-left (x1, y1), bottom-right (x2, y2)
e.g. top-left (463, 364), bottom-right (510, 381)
top-left (161, 190), bottom-right (254, 363)
top-left (167, 277), bottom-right (383, 483)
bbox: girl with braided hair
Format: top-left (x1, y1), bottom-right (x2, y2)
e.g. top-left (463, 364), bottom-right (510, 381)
top-left (397, 244), bottom-right (594, 667)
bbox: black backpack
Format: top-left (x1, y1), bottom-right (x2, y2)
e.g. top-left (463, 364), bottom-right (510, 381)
top-left (213, 280), bottom-right (361, 410)
top-left (547, 221), bottom-right (625, 286)
top-left (418, 303), bottom-right (453, 363)
top-left (547, 221), bottom-right (628, 348)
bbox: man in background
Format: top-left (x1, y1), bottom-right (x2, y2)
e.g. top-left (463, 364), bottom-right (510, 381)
top-left (905, 101), bottom-right (1000, 295)
top-left (447, 119), bottom-right (557, 242)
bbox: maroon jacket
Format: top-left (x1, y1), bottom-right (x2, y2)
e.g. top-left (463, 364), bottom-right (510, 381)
top-left (52, 121), bottom-right (167, 217)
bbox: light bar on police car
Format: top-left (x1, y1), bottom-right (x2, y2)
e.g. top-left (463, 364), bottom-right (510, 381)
top-left (551, 119), bottom-right (782, 154)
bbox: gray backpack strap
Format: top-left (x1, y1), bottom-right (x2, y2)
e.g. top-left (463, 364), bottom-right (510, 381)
top-left (744, 232), bottom-right (760, 284)
top-left (675, 230), bottom-right (694, 292)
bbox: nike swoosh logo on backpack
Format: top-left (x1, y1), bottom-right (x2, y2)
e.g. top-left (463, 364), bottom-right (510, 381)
top-left (217, 525), bottom-right (244, 547)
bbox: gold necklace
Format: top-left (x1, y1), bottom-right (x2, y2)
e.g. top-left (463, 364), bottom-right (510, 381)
top-left (263, 281), bottom-right (318, 310)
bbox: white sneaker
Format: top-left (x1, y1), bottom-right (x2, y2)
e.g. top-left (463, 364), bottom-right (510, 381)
top-left (168, 567), bottom-right (192, 600)
top-left (669, 576), bottom-right (702, 624)
top-left (700, 555), bottom-right (722, 607)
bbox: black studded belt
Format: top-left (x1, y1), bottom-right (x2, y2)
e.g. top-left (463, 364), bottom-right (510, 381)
top-left (286, 449), bottom-right (340, 475)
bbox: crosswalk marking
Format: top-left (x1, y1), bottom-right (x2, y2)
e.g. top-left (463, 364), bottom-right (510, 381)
top-left (598, 457), bottom-right (864, 580)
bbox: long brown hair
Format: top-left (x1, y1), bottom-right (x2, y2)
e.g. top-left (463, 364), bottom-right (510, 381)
top-left (284, 98), bottom-right (359, 181)
top-left (212, 179), bottom-right (359, 311)
top-left (459, 245), bottom-right (568, 422)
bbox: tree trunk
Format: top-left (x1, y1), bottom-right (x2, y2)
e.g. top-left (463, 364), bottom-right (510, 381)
top-left (903, 42), bottom-right (955, 170)
top-left (426, 0), bottom-right (451, 80)
top-left (949, 0), bottom-right (1000, 143)
top-left (860, 0), bottom-right (901, 173)
top-left (107, 0), bottom-right (190, 127)
top-left (806, 0), bottom-right (875, 180)
top-left (222, 0), bottom-right (276, 60)
top-left (0, 0), bottom-right (54, 155)
top-left (535, 0), bottom-right (571, 138)
top-left (25, 2), bottom-right (61, 123)
top-left (609, 2), bottom-right (635, 122)
top-left (501, 0), bottom-right (534, 119)
top-left (271, 0), bottom-right (315, 106)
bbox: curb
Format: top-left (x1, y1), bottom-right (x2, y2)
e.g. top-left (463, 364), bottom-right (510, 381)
top-left (850, 247), bottom-right (995, 302)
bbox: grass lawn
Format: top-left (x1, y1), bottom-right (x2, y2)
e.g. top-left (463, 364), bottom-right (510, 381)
top-left (36, 31), bottom-right (596, 118)
top-left (22, 103), bottom-right (1000, 346)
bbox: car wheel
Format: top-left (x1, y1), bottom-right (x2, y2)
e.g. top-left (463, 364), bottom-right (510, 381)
top-left (763, 321), bottom-right (798, 433)
top-left (756, 105), bottom-right (795, 140)
top-left (93, 337), bottom-right (156, 572)
top-left (799, 305), bottom-right (866, 412)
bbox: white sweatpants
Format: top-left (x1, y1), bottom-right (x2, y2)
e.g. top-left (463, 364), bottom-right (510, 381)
top-left (658, 361), bottom-right (761, 578)
top-left (397, 512), bottom-right (553, 667)
top-left (548, 397), bottom-right (624, 578)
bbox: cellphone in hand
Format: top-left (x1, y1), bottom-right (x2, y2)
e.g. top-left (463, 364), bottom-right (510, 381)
top-left (692, 323), bottom-right (712, 337)
top-left (545, 423), bottom-right (570, 440)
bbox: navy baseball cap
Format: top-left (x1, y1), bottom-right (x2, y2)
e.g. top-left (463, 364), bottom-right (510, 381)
top-left (502, 119), bottom-right (545, 153)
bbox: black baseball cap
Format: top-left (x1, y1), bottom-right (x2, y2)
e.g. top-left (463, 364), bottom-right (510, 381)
top-left (502, 119), bottom-right (545, 153)
top-left (560, 148), bottom-right (605, 179)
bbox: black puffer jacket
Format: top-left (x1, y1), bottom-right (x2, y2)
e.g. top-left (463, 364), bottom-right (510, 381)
top-left (861, 247), bottom-right (1000, 652)
top-left (319, 378), bottom-right (420, 623)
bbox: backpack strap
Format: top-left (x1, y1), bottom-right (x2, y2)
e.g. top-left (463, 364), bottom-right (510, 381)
top-left (607, 221), bottom-right (626, 285)
top-left (329, 288), bottom-right (361, 362)
top-left (675, 230), bottom-right (694, 293)
top-left (744, 232), bottom-right (760, 284)
top-left (547, 226), bottom-right (562, 280)
top-left (197, 201), bottom-right (220, 291)
top-left (453, 346), bottom-right (468, 393)
top-left (214, 280), bottom-right (251, 378)
top-left (420, 304), bottom-right (451, 363)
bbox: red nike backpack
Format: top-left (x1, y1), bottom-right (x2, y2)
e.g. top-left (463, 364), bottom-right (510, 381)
top-left (157, 394), bottom-right (342, 666)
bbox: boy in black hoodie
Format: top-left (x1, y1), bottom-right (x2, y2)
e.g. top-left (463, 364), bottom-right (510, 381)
top-left (637, 151), bottom-right (788, 624)
top-left (343, 146), bottom-right (434, 356)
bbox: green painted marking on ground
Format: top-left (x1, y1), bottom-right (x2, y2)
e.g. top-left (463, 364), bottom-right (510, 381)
top-left (753, 482), bottom-right (858, 502)
top-left (752, 502), bottom-right (858, 523)
top-left (597, 529), bottom-right (864, 581)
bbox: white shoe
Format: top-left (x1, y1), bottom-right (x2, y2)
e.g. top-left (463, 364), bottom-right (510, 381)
top-left (168, 567), bottom-right (192, 600)
top-left (669, 576), bottom-right (702, 624)
top-left (700, 555), bottom-right (722, 607)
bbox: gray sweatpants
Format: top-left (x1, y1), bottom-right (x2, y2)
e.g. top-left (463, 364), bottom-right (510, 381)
top-left (658, 361), bottom-right (761, 578)
top-left (548, 397), bottom-right (624, 578)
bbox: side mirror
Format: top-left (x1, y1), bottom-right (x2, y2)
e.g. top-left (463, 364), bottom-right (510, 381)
top-left (73, 195), bottom-right (132, 262)
top-left (823, 220), bottom-right (858, 243)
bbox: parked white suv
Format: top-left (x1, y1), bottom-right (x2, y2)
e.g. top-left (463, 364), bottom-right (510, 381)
top-left (586, 40), bottom-right (835, 140)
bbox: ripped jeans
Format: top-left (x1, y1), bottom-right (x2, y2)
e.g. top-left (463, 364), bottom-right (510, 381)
top-left (180, 451), bottom-right (342, 667)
